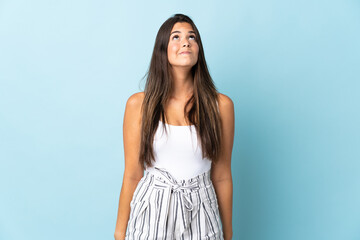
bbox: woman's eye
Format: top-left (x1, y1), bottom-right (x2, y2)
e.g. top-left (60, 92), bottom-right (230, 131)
top-left (172, 35), bottom-right (196, 40)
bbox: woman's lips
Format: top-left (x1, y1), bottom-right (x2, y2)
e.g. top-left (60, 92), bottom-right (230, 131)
top-left (180, 51), bottom-right (191, 54)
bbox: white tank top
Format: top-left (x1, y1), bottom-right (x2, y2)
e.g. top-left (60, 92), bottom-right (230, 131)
top-left (145, 120), bottom-right (212, 181)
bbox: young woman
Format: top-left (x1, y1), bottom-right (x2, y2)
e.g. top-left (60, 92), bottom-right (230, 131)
top-left (114, 13), bottom-right (234, 240)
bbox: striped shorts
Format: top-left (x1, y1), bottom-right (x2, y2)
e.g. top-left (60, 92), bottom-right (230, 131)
top-left (125, 167), bottom-right (224, 240)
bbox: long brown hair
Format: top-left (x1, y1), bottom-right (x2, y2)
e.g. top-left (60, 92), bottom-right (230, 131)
top-left (139, 13), bottom-right (222, 170)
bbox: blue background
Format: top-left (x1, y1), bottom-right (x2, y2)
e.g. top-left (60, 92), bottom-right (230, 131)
top-left (1, 0), bottom-right (359, 239)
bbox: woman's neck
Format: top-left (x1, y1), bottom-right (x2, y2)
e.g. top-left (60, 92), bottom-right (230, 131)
top-left (170, 67), bottom-right (194, 99)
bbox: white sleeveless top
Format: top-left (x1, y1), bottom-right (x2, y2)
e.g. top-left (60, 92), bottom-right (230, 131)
top-left (145, 120), bottom-right (212, 181)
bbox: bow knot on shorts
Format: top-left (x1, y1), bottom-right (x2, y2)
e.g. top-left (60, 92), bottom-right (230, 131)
top-left (153, 168), bottom-right (200, 212)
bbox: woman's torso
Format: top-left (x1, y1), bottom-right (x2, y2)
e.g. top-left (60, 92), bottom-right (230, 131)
top-left (145, 120), bottom-right (212, 181)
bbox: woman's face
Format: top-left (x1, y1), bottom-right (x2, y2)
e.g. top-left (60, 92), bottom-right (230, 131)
top-left (167, 22), bottom-right (199, 69)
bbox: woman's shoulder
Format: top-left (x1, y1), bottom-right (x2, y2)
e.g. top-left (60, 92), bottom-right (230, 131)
top-left (217, 92), bottom-right (234, 122)
top-left (217, 92), bottom-right (234, 107)
top-left (216, 93), bottom-right (235, 132)
top-left (124, 92), bottom-right (145, 119)
top-left (126, 91), bottom-right (145, 106)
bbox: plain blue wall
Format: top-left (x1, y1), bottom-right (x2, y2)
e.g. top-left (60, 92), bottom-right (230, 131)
top-left (0, 0), bottom-right (359, 239)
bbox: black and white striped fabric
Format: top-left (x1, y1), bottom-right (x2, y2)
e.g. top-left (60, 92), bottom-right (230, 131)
top-left (125, 166), bottom-right (224, 240)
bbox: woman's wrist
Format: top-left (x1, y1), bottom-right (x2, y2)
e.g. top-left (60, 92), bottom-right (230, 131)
top-left (224, 230), bottom-right (233, 240)
top-left (114, 231), bottom-right (126, 240)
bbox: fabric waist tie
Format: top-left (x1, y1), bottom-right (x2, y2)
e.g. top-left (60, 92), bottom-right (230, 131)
top-left (144, 166), bottom-right (212, 239)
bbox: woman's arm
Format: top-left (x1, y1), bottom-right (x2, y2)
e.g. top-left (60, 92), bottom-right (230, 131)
top-left (114, 92), bottom-right (145, 240)
top-left (211, 93), bottom-right (235, 240)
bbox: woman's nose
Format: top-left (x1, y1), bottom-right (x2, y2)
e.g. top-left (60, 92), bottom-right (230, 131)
top-left (182, 39), bottom-right (190, 47)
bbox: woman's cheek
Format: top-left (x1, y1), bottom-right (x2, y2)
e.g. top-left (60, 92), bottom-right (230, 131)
top-left (169, 43), bottom-right (178, 52)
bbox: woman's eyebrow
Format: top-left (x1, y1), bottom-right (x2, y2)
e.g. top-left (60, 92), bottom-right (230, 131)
top-left (170, 30), bottom-right (196, 35)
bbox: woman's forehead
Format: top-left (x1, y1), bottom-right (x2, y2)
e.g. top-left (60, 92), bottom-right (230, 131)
top-left (171, 22), bottom-right (194, 32)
